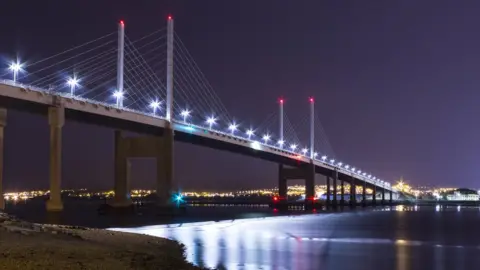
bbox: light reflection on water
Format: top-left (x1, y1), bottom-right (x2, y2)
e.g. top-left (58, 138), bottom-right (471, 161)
top-left (111, 208), bottom-right (480, 270)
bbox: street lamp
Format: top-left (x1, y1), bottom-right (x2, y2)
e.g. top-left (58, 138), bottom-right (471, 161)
top-left (66, 76), bottom-right (80, 96)
top-left (321, 155), bottom-right (327, 161)
top-left (228, 122), bottom-right (238, 134)
top-left (301, 148), bottom-right (308, 155)
top-left (278, 139), bottom-right (285, 148)
top-left (246, 129), bottom-right (254, 139)
top-left (206, 116), bottom-right (217, 129)
top-left (262, 134), bottom-right (271, 144)
top-left (290, 144), bottom-right (297, 151)
top-left (180, 109), bottom-right (191, 123)
top-left (113, 90), bottom-right (124, 107)
top-left (9, 62), bottom-right (22, 83)
top-left (149, 100), bottom-right (161, 115)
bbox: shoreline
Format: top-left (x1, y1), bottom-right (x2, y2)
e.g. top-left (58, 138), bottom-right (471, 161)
top-left (0, 212), bottom-right (203, 270)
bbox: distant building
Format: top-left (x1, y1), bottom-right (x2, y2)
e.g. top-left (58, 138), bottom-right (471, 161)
top-left (445, 189), bottom-right (479, 201)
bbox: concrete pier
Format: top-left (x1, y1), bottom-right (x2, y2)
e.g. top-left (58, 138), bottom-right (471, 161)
top-left (332, 170), bottom-right (338, 207)
top-left (156, 127), bottom-right (174, 206)
top-left (46, 106), bottom-right (64, 212)
top-left (340, 176), bottom-right (345, 206)
top-left (112, 130), bottom-right (131, 207)
top-left (326, 176), bottom-right (331, 208)
top-left (278, 164), bottom-right (287, 199)
top-left (111, 128), bottom-right (175, 209)
top-left (278, 163), bottom-right (315, 208)
top-left (372, 185), bottom-right (377, 206)
top-left (362, 180), bottom-right (367, 207)
top-left (382, 188), bottom-right (386, 205)
top-left (0, 108), bottom-right (5, 210)
top-left (350, 176), bottom-right (356, 207)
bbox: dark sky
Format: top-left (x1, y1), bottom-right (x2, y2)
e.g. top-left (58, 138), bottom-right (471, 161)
top-left (1, 1), bottom-right (479, 191)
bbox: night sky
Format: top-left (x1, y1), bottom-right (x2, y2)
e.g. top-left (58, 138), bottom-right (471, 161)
top-left (1, 1), bottom-right (479, 191)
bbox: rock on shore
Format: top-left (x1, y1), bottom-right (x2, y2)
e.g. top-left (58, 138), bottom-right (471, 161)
top-left (0, 212), bottom-right (204, 270)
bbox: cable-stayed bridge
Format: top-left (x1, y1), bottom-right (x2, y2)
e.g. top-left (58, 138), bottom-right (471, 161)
top-left (0, 17), bottom-right (397, 211)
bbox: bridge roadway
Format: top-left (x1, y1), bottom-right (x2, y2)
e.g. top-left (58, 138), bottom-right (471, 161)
top-left (0, 80), bottom-right (397, 211)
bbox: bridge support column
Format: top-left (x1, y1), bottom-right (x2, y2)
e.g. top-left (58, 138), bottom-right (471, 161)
top-left (340, 176), bottom-right (345, 207)
top-left (305, 163), bottom-right (315, 210)
top-left (350, 176), bottom-right (356, 207)
top-left (278, 164), bottom-right (316, 209)
top-left (0, 108), bottom-right (6, 211)
top-left (46, 106), bottom-right (64, 212)
top-left (326, 176), bottom-right (331, 208)
top-left (111, 130), bottom-right (132, 208)
top-left (362, 180), bottom-right (367, 207)
top-left (389, 190), bottom-right (393, 205)
top-left (278, 164), bottom-right (287, 199)
top-left (111, 129), bottom-right (175, 209)
top-left (156, 127), bottom-right (174, 206)
top-left (381, 188), bottom-right (385, 205)
top-left (332, 170), bottom-right (338, 207)
top-left (372, 185), bottom-right (377, 206)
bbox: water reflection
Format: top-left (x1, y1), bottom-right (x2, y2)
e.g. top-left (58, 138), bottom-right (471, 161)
top-left (111, 209), bottom-right (480, 270)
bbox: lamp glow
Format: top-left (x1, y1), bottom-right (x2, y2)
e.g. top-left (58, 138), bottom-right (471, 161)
top-left (113, 90), bottom-right (124, 107)
top-left (246, 129), bottom-right (254, 139)
top-left (206, 116), bottom-right (217, 129)
top-left (301, 148), bottom-right (308, 155)
top-left (149, 100), bottom-right (161, 115)
top-left (262, 134), bottom-right (271, 144)
top-left (228, 122), bottom-right (238, 134)
top-left (290, 144), bottom-right (297, 151)
top-left (180, 109), bottom-right (191, 123)
top-left (321, 155), bottom-right (327, 161)
top-left (250, 141), bottom-right (261, 150)
top-left (278, 140), bottom-right (285, 147)
top-left (9, 61), bottom-right (22, 83)
top-left (66, 76), bottom-right (80, 96)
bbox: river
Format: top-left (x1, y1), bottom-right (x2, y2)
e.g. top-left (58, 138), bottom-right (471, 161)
top-left (112, 205), bottom-right (480, 270)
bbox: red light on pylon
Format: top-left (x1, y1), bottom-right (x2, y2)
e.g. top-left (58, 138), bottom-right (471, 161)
top-left (167, 15), bottom-right (173, 20)
top-left (309, 97), bottom-right (314, 103)
top-left (279, 98), bottom-right (284, 104)
top-left (120, 20), bottom-right (125, 26)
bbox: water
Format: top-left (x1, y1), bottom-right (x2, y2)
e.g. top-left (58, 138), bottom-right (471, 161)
top-left (112, 205), bottom-right (480, 270)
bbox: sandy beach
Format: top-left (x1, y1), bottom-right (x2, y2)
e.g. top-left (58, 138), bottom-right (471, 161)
top-left (0, 212), bottom-right (203, 270)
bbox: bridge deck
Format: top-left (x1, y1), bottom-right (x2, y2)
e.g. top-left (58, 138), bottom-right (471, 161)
top-left (0, 81), bottom-right (395, 192)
